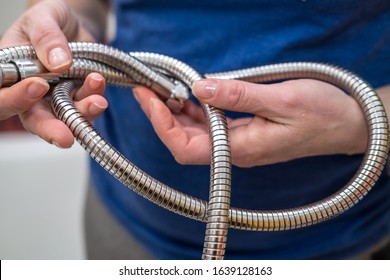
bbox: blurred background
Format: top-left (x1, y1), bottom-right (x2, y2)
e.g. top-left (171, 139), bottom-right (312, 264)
top-left (0, 1), bottom-right (88, 259)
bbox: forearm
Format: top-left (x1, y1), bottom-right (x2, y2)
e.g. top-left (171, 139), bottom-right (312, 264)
top-left (28, 0), bottom-right (111, 42)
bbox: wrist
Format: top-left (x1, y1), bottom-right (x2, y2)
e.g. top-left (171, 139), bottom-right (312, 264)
top-left (338, 97), bottom-right (368, 156)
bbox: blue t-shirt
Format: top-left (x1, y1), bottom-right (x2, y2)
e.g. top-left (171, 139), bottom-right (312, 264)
top-left (91, 0), bottom-right (390, 259)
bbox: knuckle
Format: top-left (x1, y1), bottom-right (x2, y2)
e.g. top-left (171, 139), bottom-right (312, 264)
top-left (9, 101), bottom-right (25, 113)
top-left (0, 112), bottom-right (10, 121)
top-left (33, 0), bottom-right (71, 28)
top-left (24, 1), bottom-right (74, 47)
top-left (227, 81), bottom-right (248, 109)
top-left (277, 82), bottom-right (301, 110)
top-left (172, 145), bottom-right (194, 165)
top-left (232, 135), bottom-right (269, 167)
top-left (54, 3), bottom-right (79, 38)
top-left (232, 152), bottom-right (256, 168)
top-left (34, 120), bottom-right (49, 141)
top-left (33, 26), bottom-right (61, 47)
top-left (21, 121), bottom-right (33, 134)
top-left (19, 114), bottom-right (36, 135)
top-left (173, 153), bottom-right (189, 165)
top-left (1, 97), bottom-right (25, 116)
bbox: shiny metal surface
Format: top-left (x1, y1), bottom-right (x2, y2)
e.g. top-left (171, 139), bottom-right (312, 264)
top-left (13, 59), bottom-right (60, 84)
top-left (0, 63), bottom-right (18, 87)
top-left (0, 43), bottom-right (388, 260)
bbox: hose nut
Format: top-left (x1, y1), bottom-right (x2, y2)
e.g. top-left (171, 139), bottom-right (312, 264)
top-left (11, 59), bottom-right (60, 84)
top-left (0, 63), bottom-right (19, 87)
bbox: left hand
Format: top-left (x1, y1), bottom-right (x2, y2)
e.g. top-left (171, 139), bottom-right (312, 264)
top-left (0, 0), bottom-right (108, 148)
top-left (133, 78), bottom-right (368, 167)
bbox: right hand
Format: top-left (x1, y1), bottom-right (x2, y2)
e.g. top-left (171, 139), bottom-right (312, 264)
top-left (134, 78), bottom-right (367, 167)
top-left (0, 0), bottom-right (108, 148)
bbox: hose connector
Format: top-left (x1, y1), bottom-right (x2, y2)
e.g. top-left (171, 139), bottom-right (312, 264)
top-left (165, 80), bottom-right (189, 112)
top-left (0, 63), bottom-right (19, 87)
top-left (151, 73), bottom-right (189, 112)
top-left (0, 59), bottom-right (60, 87)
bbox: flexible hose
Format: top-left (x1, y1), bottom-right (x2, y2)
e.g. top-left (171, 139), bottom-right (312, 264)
top-left (0, 42), bottom-right (388, 260)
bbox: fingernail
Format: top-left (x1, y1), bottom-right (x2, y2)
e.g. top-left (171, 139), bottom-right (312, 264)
top-left (89, 102), bottom-right (108, 115)
top-left (52, 141), bottom-right (66, 149)
top-left (192, 79), bottom-right (217, 99)
top-left (27, 80), bottom-right (50, 98)
top-left (89, 74), bottom-right (104, 91)
top-left (48, 47), bottom-right (71, 69)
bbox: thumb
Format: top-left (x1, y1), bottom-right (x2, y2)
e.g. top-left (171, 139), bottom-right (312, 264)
top-left (22, 0), bottom-right (75, 72)
top-left (192, 79), bottom-right (263, 114)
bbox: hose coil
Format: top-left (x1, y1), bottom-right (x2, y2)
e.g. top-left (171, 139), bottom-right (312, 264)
top-left (0, 42), bottom-right (388, 260)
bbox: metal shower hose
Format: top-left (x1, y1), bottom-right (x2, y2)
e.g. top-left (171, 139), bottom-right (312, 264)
top-left (0, 42), bottom-right (388, 260)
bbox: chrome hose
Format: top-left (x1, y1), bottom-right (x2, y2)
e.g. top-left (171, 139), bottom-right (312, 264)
top-left (0, 42), bottom-right (388, 260)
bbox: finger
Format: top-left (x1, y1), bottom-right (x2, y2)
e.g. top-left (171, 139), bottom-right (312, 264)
top-left (20, 1), bottom-right (77, 71)
top-left (0, 77), bottom-right (50, 120)
top-left (72, 73), bottom-right (107, 120)
top-left (132, 86), bottom-right (156, 118)
top-left (181, 99), bottom-right (207, 124)
top-left (228, 117), bottom-right (252, 129)
top-left (133, 87), bottom-right (187, 145)
top-left (192, 79), bottom-right (280, 115)
top-left (20, 99), bottom-right (75, 148)
top-left (73, 95), bottom-right (108, 120)
top-left (228, 118), bottom-right (270, 167)
top-left (148, 98), bottom-right (210, 164)
top-left (73, 73), bottom-right (106, 101)
top-left (134, 86), bottom-right (206, 123)
top-left (21, 86), bottom-right (107, 148)
top-left (134, 86), bottom-right (211, 164)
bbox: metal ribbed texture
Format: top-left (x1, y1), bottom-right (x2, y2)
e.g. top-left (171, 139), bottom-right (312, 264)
top-left (62, 58), bottom-right (133, 87)
top-left (0, 43), bottom-right (388, 260)
top-left (130, 51), bottom-right (232, 259)
top-left (0, 45), bottom-right (36, 63)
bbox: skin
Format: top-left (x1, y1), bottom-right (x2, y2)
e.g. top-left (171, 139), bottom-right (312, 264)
top-left (0, 0), bottom-right (109, 148)
top-left (134, 78), bottom-right (390, 167)
top-left (1, 0), bottom-right (389, 167)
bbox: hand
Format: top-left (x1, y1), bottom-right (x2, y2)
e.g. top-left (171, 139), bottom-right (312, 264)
top-left (134, 78), bottom-right (368, 167)
top-left (0, 0), bottom-right (107, 148)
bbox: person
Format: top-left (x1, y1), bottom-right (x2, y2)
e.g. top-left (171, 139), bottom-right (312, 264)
top-left (0, 0), bottom-right (389, 259)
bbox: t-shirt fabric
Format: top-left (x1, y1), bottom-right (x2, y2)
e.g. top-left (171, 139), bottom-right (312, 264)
top-left (91, 0), bottom-right (390, 259)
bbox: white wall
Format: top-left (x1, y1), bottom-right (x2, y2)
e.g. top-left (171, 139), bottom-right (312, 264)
top-left (0, 133), bottom-right (88, 259)
top-left (0, 1), bottom-right (88, 260)
top-left (0, 0), bottom-right (26, 34)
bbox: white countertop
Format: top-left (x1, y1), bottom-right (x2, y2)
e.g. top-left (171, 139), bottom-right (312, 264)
top-left (0, 132), bottom-right (88, 259)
